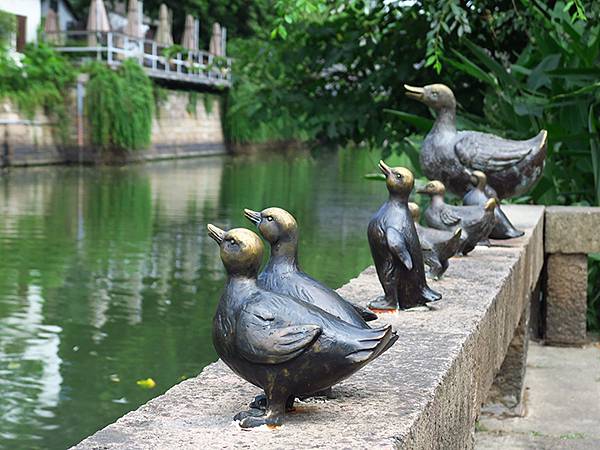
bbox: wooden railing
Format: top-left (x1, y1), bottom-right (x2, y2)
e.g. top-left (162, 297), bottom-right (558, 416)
top-left (44, 31), bottom-right (232, 88)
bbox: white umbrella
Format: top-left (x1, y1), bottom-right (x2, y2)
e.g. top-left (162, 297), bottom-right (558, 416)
top-left (86, 0), bottom-right (111, 46)
top-left (209, 22), bottom-right (221, 56)
top-left (44, 9), bottom-right (61, 44)
top-left (181, 14), bottom-right (197, 51)
top-left (125, 0), bottom-right (142, 38)
top-left (155, 4), bottom-right (173, 46)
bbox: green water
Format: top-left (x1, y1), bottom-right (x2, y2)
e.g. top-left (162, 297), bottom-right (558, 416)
top-left (0, 148), bottom-right (393, 449)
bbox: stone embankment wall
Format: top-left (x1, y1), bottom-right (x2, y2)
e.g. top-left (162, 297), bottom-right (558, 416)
top-left (0, 101), bottom-right (65, 166)
top-left (0, 89), bottom-right (226, 167)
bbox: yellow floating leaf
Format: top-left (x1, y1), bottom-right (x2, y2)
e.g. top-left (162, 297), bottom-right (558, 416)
top-left (136, 378), bottom-right (156, 389)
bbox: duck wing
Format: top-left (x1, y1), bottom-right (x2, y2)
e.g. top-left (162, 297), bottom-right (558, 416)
top-left (386, 227), bottom-right (412, 270)
top-left (454, 131), bottom-right (537, 172)
top-left (236, 303), bottom-right (321, 365)
top-left (440, 206), bottom-right (461, 228)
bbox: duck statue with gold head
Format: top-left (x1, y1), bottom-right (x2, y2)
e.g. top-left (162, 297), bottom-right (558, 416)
top-left (405, 83), bottom-right (547, 200)
top-left (367, 161), bottom-right (442, 310)
top-left (243, 206), bottom-right (378, 326)
top-left (417, 180), bottom-right (497, 255)
top-left (207, 224), bottom-right (397, 428)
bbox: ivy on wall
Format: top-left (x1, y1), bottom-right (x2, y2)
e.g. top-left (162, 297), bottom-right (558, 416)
top-left (86, 59), bottom-right (154, 151)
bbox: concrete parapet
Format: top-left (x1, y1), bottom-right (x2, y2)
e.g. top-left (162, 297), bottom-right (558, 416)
top-left (74, 205), bottom-right (544, 450)
top-left (545, 253), bottom-right (588, 346)
top-left (543, 206), bottom-right (598, 346)
top-left (545, 206), bottom-right (600, 254)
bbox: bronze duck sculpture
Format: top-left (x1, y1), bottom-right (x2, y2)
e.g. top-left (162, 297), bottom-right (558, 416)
top-left (405, 83), bottom-right (547, 199)
top-left (463, 171), bottom-right (524, 239)
top-left (367, 161), bottom-right (441, 310)
top-left (207, 224), bottom-right (398, 428)
top-left (244, 206), bottom-right (378, 326)
top-left (417, 180), bottom-right (497, 255)
top-left (408, 202), bottom-right (461, 279)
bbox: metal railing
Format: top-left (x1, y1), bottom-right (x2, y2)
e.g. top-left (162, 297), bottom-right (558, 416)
top-left (44, 30), bottom-right (232, 87)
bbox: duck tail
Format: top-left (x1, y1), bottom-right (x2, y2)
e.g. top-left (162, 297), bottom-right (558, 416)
top-left (345, 325), bottom-right (398, 364)
top-left (484, 198), bottom-right (497, 212)
top-left (440, 227), bottom-right (462, 260)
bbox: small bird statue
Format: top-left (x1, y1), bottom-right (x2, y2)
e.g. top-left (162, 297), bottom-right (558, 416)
top-left (367, 161), bottom-right (441, 310)
top-left (417, 180), bottom-right (497, 255)
top-left (404, 83), bottom-right (547, 199)
top-left (463, 171), bottom-right (524, 239)
top-left (408, 202), bottom-right (462, 279)
top-left (243, 207), bottom-right (378, 326)
top-left (207, 224), bottom-right (398, 428)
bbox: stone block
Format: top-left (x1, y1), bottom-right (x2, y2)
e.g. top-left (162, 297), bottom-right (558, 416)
top-left (545, 206), bottom-right (600, 254)
top-left (74, 206), bottom-right (545, 450)
top-left (545, 253), bottom-right (588, 345)
top-left (483, 301), bottom-right (530, 416)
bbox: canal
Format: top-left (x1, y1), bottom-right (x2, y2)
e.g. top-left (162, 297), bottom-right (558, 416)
top-left (0, 148), bottom-right (407, 449)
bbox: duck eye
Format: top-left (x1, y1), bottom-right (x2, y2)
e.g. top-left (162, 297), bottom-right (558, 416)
top-left (431, 91), bottom-right (438, 98)
top-left (267, 216), bottom-right (273, 222)
top-left (396, 173), bottom-right (402, 179)
top-left (229, 239), bottom-right (236, 245)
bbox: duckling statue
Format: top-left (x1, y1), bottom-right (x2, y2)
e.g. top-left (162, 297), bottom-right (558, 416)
top-left (367, 161), bottom-right (441, 310)
top-left (207, 224), bottom-right (398, 428)
top-left (463, 171), bottom-right (524, 240)
top-left (405, 83), bottom-right (547, 200)
top-left (408, 202), bottom-right (462, 279)
top-left (417, 180), bottom-right (497, 255)
top-left (244, 207), bottom-right (378, 326)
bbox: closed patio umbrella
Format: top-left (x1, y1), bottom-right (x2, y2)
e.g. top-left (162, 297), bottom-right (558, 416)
top-left (86, 0), bottom-right (111, 46)
top-left (44, 9), bottom-right (61, 44)
top-left (156, 4), bottom-right (173, 46)
top-left (181, 14), bottom-right (197, 51)
top-left (125, 0), bottom-right (142, 38)
top-left (209, 22), bottom-right (221, 56)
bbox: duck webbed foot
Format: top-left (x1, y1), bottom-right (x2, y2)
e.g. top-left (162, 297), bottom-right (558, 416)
top-left (236, 397), bottom-right (287, 428)
top-left (238, 413), bottom-right (283, 429)
top-left (368, 295), bottom-right (398, 311)
top-left (233, 407), bottom-right (264, 422)
top-left (421, 286), bottom-right (442, 303)
top-left (249, 393), bottom-right (295, 412)
top-left (425, 257), bottom-right (444, 280)
top-left (478, 238), bottom-right (492, 247)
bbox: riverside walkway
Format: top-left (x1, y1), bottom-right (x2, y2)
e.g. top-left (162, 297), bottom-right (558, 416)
top-left (46, 31), bottom-right (232, 88)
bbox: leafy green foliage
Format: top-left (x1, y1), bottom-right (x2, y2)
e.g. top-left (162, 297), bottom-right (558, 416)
top-left (387, 0), bottom-right (600, 329)
top-left (186, 91), bottom-right (198, 116)
top-left (86, 60), bottom-right (154, 151)
top-left (447, 2), bottom-right (600, 207)
top-left (0, 10), bottom-right (15, 48)
top-left (0, 43), bottom-right (75, 143)
top-left (588, 254), bottom-right (600, 331)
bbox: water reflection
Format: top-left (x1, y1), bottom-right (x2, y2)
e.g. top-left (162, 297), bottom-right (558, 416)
top-left (0, 149), bottom-right (390, 449)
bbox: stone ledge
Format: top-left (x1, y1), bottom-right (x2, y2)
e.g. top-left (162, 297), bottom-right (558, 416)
top-left (74, 205), bottom-right (544, 450)
top-left (545, 206), bottom-right (600, 254)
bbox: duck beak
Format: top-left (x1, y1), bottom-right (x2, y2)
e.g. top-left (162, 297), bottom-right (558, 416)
top-left (404, 84), bottom-right (425, 101)
top-left (243, 208), bottom-right (262, 226)
top-left (378, 160), bottom-right (391, 176)
top-left (416, 184), bottom-right (430, 195)
top-left (207, 224), bottom-right (226, 244)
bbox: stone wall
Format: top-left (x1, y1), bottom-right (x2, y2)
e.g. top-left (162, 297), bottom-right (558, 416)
top-left (0, 89), bottom-right (226, 167)
top-left (0, 100), bottom-right (67, 166)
